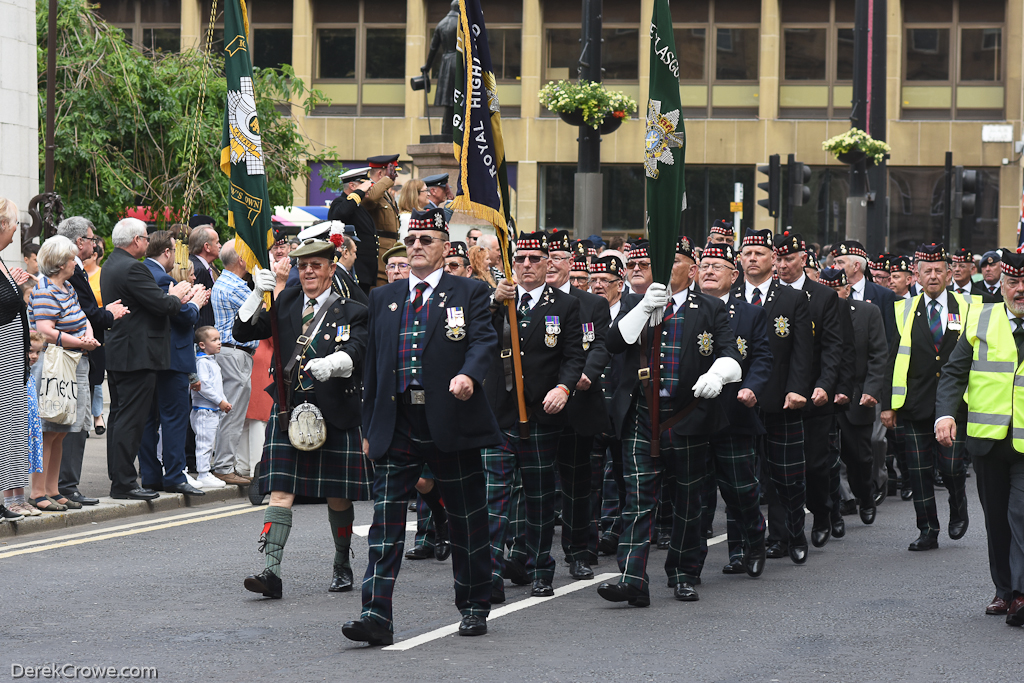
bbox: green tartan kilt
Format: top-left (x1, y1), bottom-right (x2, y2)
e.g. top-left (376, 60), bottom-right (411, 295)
top-left (259, 410), bottom-right (372, 500)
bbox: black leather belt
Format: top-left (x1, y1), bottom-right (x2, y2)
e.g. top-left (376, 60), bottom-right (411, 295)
top-left (400, 388), bottom-right (427, 405)
top-left (222, 342), bottom-right (255, 356)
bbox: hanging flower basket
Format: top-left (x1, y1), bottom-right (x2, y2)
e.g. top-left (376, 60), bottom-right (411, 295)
top-left (822, 128), bottom-right (890, 166)
top-left (541, 79), bottom-right (637, 130)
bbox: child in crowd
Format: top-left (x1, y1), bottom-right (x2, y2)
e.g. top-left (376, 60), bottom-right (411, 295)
top-left (3, 331), bottom-right (46, 517)
top-left (191, 326), bottom-right (232, 489)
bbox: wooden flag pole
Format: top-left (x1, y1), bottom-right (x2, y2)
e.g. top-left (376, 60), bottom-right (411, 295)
top-left (268, 291), bottom-right (290, 421)
top-left (506, 300), bottom-right (530, 439)
top-left (649, 321), bottom-right (662, 457)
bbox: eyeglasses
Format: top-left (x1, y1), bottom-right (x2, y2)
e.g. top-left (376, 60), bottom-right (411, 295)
top-left (297, 261), bottom-right (328, 271)
top-left (569, 276), bottom-right (591, 286)
top-left (589, 276), bottom-right (620, 286)
top-left (445, 259), bottom-right (469, 271)
top-left (513, 254), bottom-right (548, 265)
top-left (404, 235), bottom-right (441, 248)
top-left (418, 189), bottom-right (430, 194)
top-left (136, 234), bottom-right (150, 243)
top-left (626, 260), bottom-right (651, 271)
top-left (697, 263), bottom-right (735, 273)
top-left (386, 262), bottom-right (411, 271)
top-left (549, 255), bottom-right (571, 264)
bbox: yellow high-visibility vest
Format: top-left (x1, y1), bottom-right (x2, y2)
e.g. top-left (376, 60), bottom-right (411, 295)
top-left (890, 291), bottom-right (973, 410)
top-left (963, 303), bottom-right (1024, 450)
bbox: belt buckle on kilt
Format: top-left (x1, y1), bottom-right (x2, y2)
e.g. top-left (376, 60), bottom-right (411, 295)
top-left (408, 389), bottom-right (426, 405)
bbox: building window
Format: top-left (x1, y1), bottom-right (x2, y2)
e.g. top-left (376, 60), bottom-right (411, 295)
top-left (543, 1), bottom-right (640, 83)
top-left (673, 0), bottom-right (761, 119)
top-left (902, 0), bottom-right (1005, 120)
top-left (200, 1), bottom-right (292, 70)
top-left (778, 0), bottom-right (855, 119)
top-left (539, 165), bottom-right (646, 234)
top-left (681, 166), bottom-right (756, 243)
top-left (887, 167), bottom-right (998, 254)
top-left (312, 0), bottom-right (407, 116)
top-left (98, 0), bottom-right (181, 54)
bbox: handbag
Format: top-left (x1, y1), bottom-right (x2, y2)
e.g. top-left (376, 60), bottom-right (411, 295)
top-left (37, 344), bottom-right (82, 425)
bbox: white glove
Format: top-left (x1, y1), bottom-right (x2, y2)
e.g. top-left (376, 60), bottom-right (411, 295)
top-left (252, 267), bottom-right (276, 295)
top-left (617, 283), bottom-right (671, 345)
top-left (692, 356), bottom-right (743, 399)
top-left (304, 351), bottom-right (354, 382)
top-left (238, 288), bottom-right (265, 323)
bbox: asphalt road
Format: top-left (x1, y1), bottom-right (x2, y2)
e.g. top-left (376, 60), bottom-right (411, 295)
top-left (1, 470), bottom-right (1019, 683)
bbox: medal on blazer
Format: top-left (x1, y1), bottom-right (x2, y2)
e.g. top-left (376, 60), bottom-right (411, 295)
top-left (335, 325), bottom-right (351, 342)
top-left (736, 336), bottom-right (747, 359)
top-left (445, 307), bottom-right (466, 341)
top-left (581, 322), bottom-right (595, 350)
top-left (774, 316), bottom-right (790, 337)
top-left (389, 302), bottom-right (398, 311)
top-left (697, 331), bottom-right (714, 356)
top-left (545, 315), bottom-right (560, 348)
top-left (947, 313), bottom-right (961, 331)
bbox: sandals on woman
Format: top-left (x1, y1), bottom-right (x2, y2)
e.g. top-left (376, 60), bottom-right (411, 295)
top-left (32, 496), bottom-right (67, 512)
top-left (50, 495), bottom-right (82, 510)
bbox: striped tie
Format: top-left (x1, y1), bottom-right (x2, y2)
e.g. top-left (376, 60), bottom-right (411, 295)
top-left (411, 282), bottom-right (429, 313)
top-left (750, 288), bottom-right (762, 306)
top-left (928, 300), bottom-right (943, 351)
top-left (518, 292), bottom-right (531, 317)
top-left (301, 299), bottom-right (315, 334)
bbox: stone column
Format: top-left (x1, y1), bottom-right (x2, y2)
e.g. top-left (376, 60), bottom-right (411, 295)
top-left (180, 0), bottom-right (202, 52)
top-left (521, 0), bottom-right (541, 119)
top-left (406, 0), bottom-right (427, 122)
top-left (290, 0), bottom-right (314, 206)
top-left (758, 0), bottom-right (780, 121)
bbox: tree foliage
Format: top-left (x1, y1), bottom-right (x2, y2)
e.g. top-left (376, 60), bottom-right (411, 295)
top-left (38, 0), bottom-right (338, 234)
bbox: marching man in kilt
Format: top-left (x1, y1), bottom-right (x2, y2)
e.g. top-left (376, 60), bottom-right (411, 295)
top-left (233, 239), bottom-right (372, 599)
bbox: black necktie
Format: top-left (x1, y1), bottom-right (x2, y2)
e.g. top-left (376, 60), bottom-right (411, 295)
top-left (750, 288), bottom-right (762, 306)
top-left (411, 282), bottom-right (429, 313)
top-left (1013, 318), bottom-right (1024, 366)
top-left (518, 292), bottom-right (531, 317)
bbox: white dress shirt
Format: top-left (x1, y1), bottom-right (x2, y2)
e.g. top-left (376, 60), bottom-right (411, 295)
top-left (850, 276), bottom-right (866, 301)
top-left (408, 267), bottom-right (444, 303)
top-left (744, 278), bottom-right (770, 305)
top-left (516, 282), bottom-right (546, 310)
top-left (781, 273), bottom-right (806, 290)
top-left (922, 289), bottom-right (950, 334)
top-left (609, 299), bottom-right (621, 322)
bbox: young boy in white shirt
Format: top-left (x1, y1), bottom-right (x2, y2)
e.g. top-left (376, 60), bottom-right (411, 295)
top-left (191, 326), bottom-right (232, 489)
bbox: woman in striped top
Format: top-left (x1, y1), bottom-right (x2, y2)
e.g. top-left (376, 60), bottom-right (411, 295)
top-left (30, 236), bottom-right (100, 511)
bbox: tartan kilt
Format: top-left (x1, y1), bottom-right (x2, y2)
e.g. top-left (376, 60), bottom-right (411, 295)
top-left (259, 410), bottom-right (372, 500)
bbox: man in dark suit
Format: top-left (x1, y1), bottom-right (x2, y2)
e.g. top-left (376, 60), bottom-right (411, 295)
top-left (101, 218), bottom-right (195, 500)
top-left (821, 268), bottom-right (888, 528)
top-left (329, 168), bottom-right (379, 294)
top-left (733, 229), bottom-right (813, 564)
top-left (484, 231), bottom-right (585, 601)
top-left (949, 247), bottom-right (1001, 302)
top-left (55, 216), bottom-right (128, 506)
top-left (935, 251), bottom-right (1024, 624)
top-left (696, 242), bottom-right (771, 579)
top-left (978, 250), bottom-right (1003, 296)
top-left (138, 231), bottom-right (207, 496)
top-left (881, 243), bottom-right (970, 551)
top-left (597, 237), bottom-right (742, 606)
top-left (233, 238), bottom-right (372, 600)
top-left (831, 240), bottom-right (897, 342)
top-left (775, 233), bottom-right (844, 548)
top-left (188, 217), bottom-right (221, 329)
top-left (343, 208), bottom-right (499, 645)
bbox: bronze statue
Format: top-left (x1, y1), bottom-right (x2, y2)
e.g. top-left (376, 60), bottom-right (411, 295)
top-left (421, 0), bottom-right (460, 137)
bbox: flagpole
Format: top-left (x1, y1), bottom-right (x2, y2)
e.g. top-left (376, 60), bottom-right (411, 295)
top-left (506, 300), bottom-right (530, 439)
top-left (649, 322), bottom-right (662, 457)
top-left (268, 292), bottom-right (290, 421)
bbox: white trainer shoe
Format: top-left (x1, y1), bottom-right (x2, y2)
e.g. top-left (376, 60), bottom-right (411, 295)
top-left (197, 474), bottom-right (227, 489)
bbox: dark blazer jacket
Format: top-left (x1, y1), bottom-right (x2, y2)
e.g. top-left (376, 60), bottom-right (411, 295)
top-left (234, 284), bottom-right (367, 431)
top-left (717, 294), bottom-right (772, 436)
top-left (362, 272), bottom-right (501, 458)
top-left (947, 281), bottom-right (1000, 302)
top-left (68, 264), bottom-right (111, 385)
top-left (144, 259), bottom-right (199, 375)
top-left (881, 293), bottom-right (966, 422)
top-left (328, 196), bottom-right (378, 292)
top-left (563, 285), bottom-right (612, 437)
top-left (189, 254), bottom-right (217, 329)
top-left (606, 290), bottom-right (741, 437)
top-left (844, 299), bottom-right (888, 425)
top-left (487, 284), bottom-right (585, 429)
top-left (101, 248), bottom-right (183, 373)
top-left (796, 278), bottom-right (844, 416)
top-left (731, 278), bottom-right (813, 413)
top-left (862, 279), bottom-right (897, 343)
top-left (604, 293), bottom-right (641, 437)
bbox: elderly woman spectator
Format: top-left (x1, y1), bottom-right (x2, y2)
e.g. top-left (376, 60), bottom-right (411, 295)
top-left (0, 197), bottom-right (32, 522)
top-left (31, 235), bottom-right (101, 511)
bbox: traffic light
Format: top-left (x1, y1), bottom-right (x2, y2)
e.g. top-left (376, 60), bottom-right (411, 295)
top-left (788, 154), bottom-right (811, 208)
top-left (953, 166), bottom-right (977, 218)
top-left (757, 154), bottom-right (780, 217)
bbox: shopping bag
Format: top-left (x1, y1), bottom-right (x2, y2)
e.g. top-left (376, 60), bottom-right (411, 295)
top-left (37, 345), bottom-right (82, 425)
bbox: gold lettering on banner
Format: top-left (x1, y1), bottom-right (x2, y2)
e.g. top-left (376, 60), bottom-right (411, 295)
top-left (225, 35), bottom-right (248, 56)
top-left (230, 183), bottom-right (263, 224)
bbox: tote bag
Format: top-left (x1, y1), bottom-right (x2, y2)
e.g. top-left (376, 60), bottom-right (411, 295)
top-left (37, 345), bottom-right (83, 425)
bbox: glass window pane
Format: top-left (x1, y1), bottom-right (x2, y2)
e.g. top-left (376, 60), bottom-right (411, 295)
top-left (904, 0), bottom-right (952, 23)
top-left (147, 28), bottom-right (181, 53)
top-left (251, 0), bottom-right (293, 23)
top-left (603, 28), bottom-right (639, 80)
top-left (547, 28), bottom-right (580, 71)
top-left (96, 0), bottom-right (135, 23)
top-left (784, 28), bottom-right (826, 80)
top-left (961, 28), bottom-right (1001, 81)
top-left (905, 28), bottom-right (950, 81)
top-left (716, 27), bottom-right (759, 81)
top-left (835, 0), bottom-right (856, 23)
top-left (318, 29), bottom-right (356, 79)
top-left (365, 29), bottom-right (405, 79)
top-left (604, 0), bottom-right (641, 23)
top-left (961, 0), bottom-right (1005, 22)
top-left (675, 28), bottom-right (706, 80)
top-left (253, 28), bottom-right (292, 70)
top-left (488, 28), bottom-right (522, 80)
top-left (671, 2), bottom-right (708, 22)
top-left (714, 0), bottom-right (760, 23)
top-left (141, 0), bottom-right (181, 23)
top-left (781, 0), bottom-right (828, 23)
top-left (836, 28), bottom-right (855, 80)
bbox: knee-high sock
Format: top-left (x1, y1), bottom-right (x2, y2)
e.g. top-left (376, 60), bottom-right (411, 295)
top-left (328, 505), bottom-right (355, 569)
top-left (261, 506), bottom-right (292, 578)
top-left (421, 484), bottom-right (448, 528)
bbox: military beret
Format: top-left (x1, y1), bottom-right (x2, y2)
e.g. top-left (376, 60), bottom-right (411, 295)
top-left (546, 230), bottom-right (572, 253)
top-left (290, 238), bottom-right (336, 260)
top-left (951, 247), bottom-right (973, 264)
top-left (570, 257), bottom-right (590, 273)
top-left (830, 240), bottom-right (868, 259)
top-left (367, 154), bottom-right (399, 167)
top-left (516, 231), bottom-right (548, 252)
top-left (981, 250), bottom-right (1002, 266)
top-left (915, 242), bottom-right (947, 262)
top-left (710, 219), bottom-right (734, 237)
top-left (586, 234), bottom-right (606, 250)
top-left (676, 235), bottom-right (696, 259)
top-left (591, 255), bottom-right (623, 278)
top-left (818, 267), bottom-right (848, 287)
top-left (422, 173), bottom-right (449, 188)
top-left (805, 250), bottom-right (820, 271)
top-left (626, 240), bottom-right (650, 260)
top-left (382, 243), bottom-right (407, 262)
top-left (774, 232), bottom-right (806, 257)
top-left (575, 238), bottom-right (597, 257)
top-left (890, 255), bottom-right (913, 273)
top-left (1000, 251), bottom-right (1024, 277)
top-left (449, 241), bottom-right (469, 259)
top-left (408, 207), bottom-right (448, 233)
top-left (741, 228), bottom-right (774, 249)
top-left (701, 241), bottom-right (735, 266)
top-left (869, 253), bottom-right (892, 271)
top-left (188, 214), bottom-right (216, 229)
top-left (272, 226), bottom-right (288, 246)
top-left (340, 167), bottom-right (370, 183)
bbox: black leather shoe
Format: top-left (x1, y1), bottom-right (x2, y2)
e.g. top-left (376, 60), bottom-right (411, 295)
top-left (948, 517), bottom-right (969, 540)
top-left (248, 463), bottom-right (265, 505)
top-left (491, 585), bottom-right (505, 604)
top-left (840, 499), bottom-right (858, 516)
top-left (831, 514), bottom-right (846, 538)
top-left (243, 568), bottom-right (282, 599)
top-left (873, 489), bottom-right (886, 507)
top-left (329, 565), bottom-right (353, 592)
top-left (900, 487), bottom-right (914, 501)
top-left (166, 482), bottom-right (206, 496)
top-left (859, 505), bottom-right (877, 525)
top-left (811, 524), bottom-right (830, 548)
top-left (342, 617), bottom-right (393, 646)
top-left (434, 520), bottom-right (452, 561)
top-left (531, 579), bottom-right (554, 597)
top-left (908, 532), bottom-right (939, 551)
top-left (745, 540), bottom-right (766, 578)
top-left (404, 545), bottom-right (433, 560)
top-left (62, 491), bottom-right (99, 506)
top-left (722, 557), bottom-right (746, 574)
top-left (673, 582), bottom-right (699, 601)
top-left (458, 615), bottom-right (487, 636)
top-left (569, 560), bottom-right (594, 580)
top-left (597, 533), bottom-right (618, 556)
top-left (110, 488), bottom-right (159, 501)
top-left (505, 557), bottom-right (531, 586)
top-left (656, 530), bottom-right (671, 550)
top-left (765, 540), bottom-right (788, 558)
top-left (142, 482), bottom-right (164, 492)
top-left (596, 581), bottom-right (649, 607)
top-left (789, 541), bottom-right (808, 565)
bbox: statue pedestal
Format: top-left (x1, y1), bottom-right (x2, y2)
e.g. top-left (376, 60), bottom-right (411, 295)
top-left (406, 142), bottom-right (492, 238)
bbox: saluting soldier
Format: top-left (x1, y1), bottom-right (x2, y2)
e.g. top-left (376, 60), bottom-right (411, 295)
top-left (597, 237), bottom-right (742, 606)
top-left (353, 154), bottom-right (402, 287)
top-left (328, 167), bottom-right (378, 295)
top-left (484, 232), bottom-right (585, 602)
top-left (344, 207), bottom-right (500, 645)
top-left (880, 243), bottom-right (970, 551)
top-left (695, 242), bottom-right (770, 579)
top-left (234, 239), bottom-right (371, 600)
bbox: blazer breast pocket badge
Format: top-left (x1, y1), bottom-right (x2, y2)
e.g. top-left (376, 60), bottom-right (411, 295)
top-left (544, 315), bottom-right (561, 348)
top-left (581, 322), bottom-right (595, 350)
top-left (736, 336), bottom-right (747, 359)
top-left (774, 316), bottom-right (790, 338)
top-left (697, 331), bottom-right (714, 356)
top-left (445, 307), bottom-right (466, 341)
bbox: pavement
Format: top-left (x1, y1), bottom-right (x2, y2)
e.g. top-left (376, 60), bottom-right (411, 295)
top-left (1, 466), bottom-right (1020, 682)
